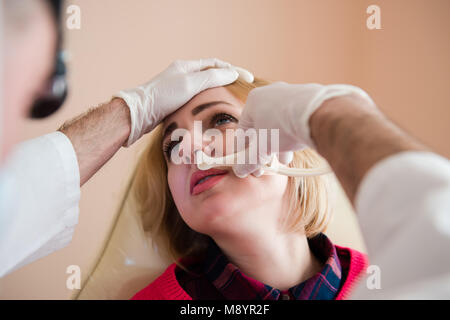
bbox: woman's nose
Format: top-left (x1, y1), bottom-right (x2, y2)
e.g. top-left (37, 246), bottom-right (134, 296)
top-left (176, 130), bottom-right (211, 164)
top-left (191, 136), bottom-right (215, 165)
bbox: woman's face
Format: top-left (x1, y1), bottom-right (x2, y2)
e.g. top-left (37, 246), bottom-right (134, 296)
top-left (161, 87), bottom-right (288, 237)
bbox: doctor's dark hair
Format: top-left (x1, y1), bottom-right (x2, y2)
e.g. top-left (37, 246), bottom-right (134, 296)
top-left (3, 0), bottom-right (61, 33)
top-left (4, 0), bottom-right (67, 119)
top-left (119, 76), bottom-right (334, 270)
top-left (46, 0), bottom-right (63, 23)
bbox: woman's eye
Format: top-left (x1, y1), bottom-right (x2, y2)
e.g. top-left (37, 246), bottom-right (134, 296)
top-left (211, 113), bottom-right (237, 127)
top-left (162, 113), bottom-right (236, 162)
top-left (163, 140), bottom-right (181, 161)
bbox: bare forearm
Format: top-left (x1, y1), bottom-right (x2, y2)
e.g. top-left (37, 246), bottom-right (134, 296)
top-left (309, 94), bottom-right (427, 204)
top-left (59, 98), bottom-right (131, 186)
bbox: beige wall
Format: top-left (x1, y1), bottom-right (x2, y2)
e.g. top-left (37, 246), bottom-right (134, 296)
top-left (360, 0), bottom-right (450, 156)
top-left (0, 0), bottom-right (449, 299)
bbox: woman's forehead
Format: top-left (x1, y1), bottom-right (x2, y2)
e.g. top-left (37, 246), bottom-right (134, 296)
top-left (163, 86), bottom-right (243, 124)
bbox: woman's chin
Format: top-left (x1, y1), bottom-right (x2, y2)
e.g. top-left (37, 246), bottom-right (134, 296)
top-left (196, 193), bottom-right (243, 222)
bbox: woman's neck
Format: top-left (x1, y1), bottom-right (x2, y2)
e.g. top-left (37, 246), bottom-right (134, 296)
top-left (212, 231), bottom-right (323, 291)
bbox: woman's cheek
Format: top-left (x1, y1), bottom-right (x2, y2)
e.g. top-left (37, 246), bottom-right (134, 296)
top-left (168, 166), bottom-right (189, 211)
top-left (248, 174), bottom-right (288, 201)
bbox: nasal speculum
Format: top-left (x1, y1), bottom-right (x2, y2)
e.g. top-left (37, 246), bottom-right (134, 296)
top-left (195, 150), bottom-right (332, 177)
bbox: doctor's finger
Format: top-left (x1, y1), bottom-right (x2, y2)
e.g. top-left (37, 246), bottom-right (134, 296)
top-left (183, 59), bottom-right (254, 83)
top-left (251, 168), bottom-right (265, 177)
top-left (183, 58), bottom-right (232, 73)
top-left (232, 163), bottom-right (261, 178)
top-left (233, 66), bottom-right (254, 83)
top-left (278, 151), bottom-right (294, 165)
top-left (187, 68), bottom-right (239, 93)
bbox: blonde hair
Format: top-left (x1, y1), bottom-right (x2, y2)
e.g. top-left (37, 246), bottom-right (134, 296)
top-left (121, 76), bottom-right (334, 269)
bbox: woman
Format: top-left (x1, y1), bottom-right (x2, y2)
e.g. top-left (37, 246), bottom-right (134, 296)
top-left (126, 74), bottom-right (368, 300)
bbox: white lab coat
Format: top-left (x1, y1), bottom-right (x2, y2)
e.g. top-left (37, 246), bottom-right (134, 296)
top-left (351, 151), bottom-right (450, 299)
top-left (0, 132), bottom-right (80, 277)
top-left (0, 131), bottom-right (449, 298)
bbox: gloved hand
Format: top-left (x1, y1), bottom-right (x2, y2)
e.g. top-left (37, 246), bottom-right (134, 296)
top-left (233, 82), bottom-right (374, 178)
top-left (115, 58), bottom-right (254, 146)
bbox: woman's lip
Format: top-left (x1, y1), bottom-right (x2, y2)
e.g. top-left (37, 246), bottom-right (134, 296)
top-left (190, 168), bottom-right (229, 194)
top-left (191, 173), bottom-right (228, 196)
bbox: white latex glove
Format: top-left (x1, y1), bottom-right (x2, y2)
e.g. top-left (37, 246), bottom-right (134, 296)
top-left (115, 58), bottom-right (254, 146)
top-left (233, 82), bottom-right (374, 178)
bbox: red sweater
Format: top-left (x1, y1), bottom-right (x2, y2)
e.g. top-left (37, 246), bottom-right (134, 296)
top-left (132, 245), bottom-right (368, 300)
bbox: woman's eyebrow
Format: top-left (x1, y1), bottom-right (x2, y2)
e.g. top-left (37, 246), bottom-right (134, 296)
top-left (162, 101), bottom-right (236, 142)
top-left (162, 122), bottom-right (178, 142)
top-left (191, 101), bottom-right (232, 115)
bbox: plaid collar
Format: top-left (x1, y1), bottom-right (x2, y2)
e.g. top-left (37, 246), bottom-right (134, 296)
top-left (202, 233), bottom-right (342, 300)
